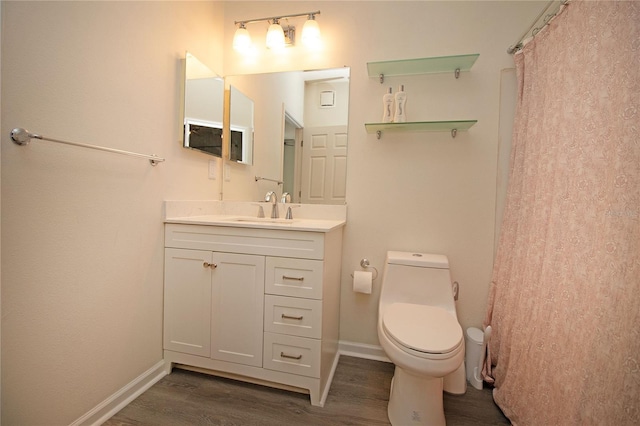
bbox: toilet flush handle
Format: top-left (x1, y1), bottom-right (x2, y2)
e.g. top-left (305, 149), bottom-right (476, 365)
top-left (452, 281), bottom-right (459, 301)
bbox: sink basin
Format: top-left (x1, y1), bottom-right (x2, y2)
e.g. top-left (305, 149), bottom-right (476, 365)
top-left (230, 217), bottom-right (297, 224)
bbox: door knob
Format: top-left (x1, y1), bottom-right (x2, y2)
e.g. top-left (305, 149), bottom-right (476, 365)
top-left (203, 262), bottom-right (217, 269)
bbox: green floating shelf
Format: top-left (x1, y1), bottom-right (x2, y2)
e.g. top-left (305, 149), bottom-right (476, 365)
top-left (367, 54), bottom-right (479, 82)
top-left (365, 120), bottom-right (477, 139)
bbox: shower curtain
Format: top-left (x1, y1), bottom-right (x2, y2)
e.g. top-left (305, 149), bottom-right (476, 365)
top-left (484, 1), bottom-right (640, 425)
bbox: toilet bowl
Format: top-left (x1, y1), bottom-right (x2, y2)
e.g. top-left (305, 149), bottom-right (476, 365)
top-left (377, 251), bottom-right (466, 426)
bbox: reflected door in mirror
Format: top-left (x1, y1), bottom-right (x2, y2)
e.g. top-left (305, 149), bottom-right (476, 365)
top-left (300, 125), bottom-right (348, 204)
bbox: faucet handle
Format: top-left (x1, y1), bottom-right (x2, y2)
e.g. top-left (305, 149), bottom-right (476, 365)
top-left (281, 192), bottom-right (291, 203)
top-left (251, 203), bottom-right (265, 218)
top-left (285, 205), bottom-right (300, 220)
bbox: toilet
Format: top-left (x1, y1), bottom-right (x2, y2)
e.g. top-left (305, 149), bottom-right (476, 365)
top-left (377, 251), bottom-right (466, 426)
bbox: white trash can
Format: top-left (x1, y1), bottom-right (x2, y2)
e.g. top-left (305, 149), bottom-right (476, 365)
top-left (465, 327), bottom-right (484, 390)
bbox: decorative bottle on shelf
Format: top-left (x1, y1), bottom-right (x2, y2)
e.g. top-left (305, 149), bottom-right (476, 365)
top-left (382, 87), bottom-right (394, 123)
top-left (393, 84), bottom-right (407, 123)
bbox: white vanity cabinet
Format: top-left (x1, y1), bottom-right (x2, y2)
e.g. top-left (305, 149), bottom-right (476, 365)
top-left (163, 222), bottom-right (343, 407)
top-left (164, 249), bottom-right (265, 366)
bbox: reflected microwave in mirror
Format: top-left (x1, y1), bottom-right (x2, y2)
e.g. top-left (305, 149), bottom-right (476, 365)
top-left (184, 119), bottom-right (223, 157)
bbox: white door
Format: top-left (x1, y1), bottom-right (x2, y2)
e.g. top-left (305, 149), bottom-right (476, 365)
top-left (164, 248), bottom-right (212, 357)
top-left (301, 125), bottom-right (348, 204)
top-left (210, 252), bottom-right (265, 367)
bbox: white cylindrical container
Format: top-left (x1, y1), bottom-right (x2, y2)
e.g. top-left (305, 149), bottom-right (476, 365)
top-left (382, 87), bottom-right (394, 123)
top-left (393, 84), bottom-right (407, 122)
top-left (465, 327), bottom-right (484, 390)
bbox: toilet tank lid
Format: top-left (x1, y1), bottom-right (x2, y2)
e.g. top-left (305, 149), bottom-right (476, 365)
top-left (387, 251), bottom-right (449, 268)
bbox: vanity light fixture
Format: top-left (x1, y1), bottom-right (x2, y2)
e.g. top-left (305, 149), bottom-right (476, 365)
top-left (266, 18), bottom-right (286, 50)
top-left (301, 13), bottom-right (321, 49)
top-left (232, 22), bottom-right (252, 53)
top-left (233, 11), bottom-right (321, 53)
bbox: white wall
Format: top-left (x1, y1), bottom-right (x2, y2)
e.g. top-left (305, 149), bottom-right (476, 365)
top-left (0, 3), bottom-right (3, 424)
top-left (1, 1), bottom-right (224, 424)
top-left (222, 1), bottom-right (544, 345)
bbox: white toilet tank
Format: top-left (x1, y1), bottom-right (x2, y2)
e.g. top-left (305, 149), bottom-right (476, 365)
top-left (380, 251), bottom-right (456, 314)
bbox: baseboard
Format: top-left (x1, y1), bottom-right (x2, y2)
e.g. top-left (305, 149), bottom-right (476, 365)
top-left (318, 350), bottom-right (341, 407)
top-left (338, 340), bottom-right (391, 363)
top-left (70, 360), bottom-right (167, 426)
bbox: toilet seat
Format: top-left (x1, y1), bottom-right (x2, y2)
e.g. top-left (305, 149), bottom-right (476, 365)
top-left (382, 303), bottom-right (463, 357)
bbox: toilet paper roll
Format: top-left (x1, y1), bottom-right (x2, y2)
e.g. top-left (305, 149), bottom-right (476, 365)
top-left (353, 270), bottom-right (373, 294)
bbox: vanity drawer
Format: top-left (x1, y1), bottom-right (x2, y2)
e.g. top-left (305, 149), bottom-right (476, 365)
top-left (265, 257), bottom-right (323, 299)
top-left (264, 295), bottom-right (322, 339)
top-left (263, 332), bottom-right (320, 378)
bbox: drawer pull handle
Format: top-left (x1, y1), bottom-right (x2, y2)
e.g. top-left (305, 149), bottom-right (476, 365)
top-left (203, 262), bottom-right (217, 269)
top-left (280, 352), bottom-right (302, 360)
top-left (282, 275), bottom-right (304, 281)
top-left (281, 313), bottom-right (304, 321)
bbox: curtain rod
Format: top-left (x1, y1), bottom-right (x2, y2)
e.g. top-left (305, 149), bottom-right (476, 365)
top-left (507, 0), bottom-right (569, 54)
top-left (10, 128), bottom-right (165, 166)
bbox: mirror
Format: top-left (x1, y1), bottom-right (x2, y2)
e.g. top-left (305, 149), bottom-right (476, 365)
top-left (225, 68), bottom-right (350, 204)
top-left (183, 53), bottom-right (224, 157)
top-left (228, 86), bottom-right (254, 164)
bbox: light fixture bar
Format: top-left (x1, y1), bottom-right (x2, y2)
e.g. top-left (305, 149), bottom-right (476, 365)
top-left (235, 10), bottom-right (320, 26)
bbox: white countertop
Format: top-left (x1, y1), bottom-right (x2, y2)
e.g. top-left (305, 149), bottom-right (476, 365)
top-left (165, 215), bottom-right (345, 232)
top-left (163, 200), bottom-right (347, 232)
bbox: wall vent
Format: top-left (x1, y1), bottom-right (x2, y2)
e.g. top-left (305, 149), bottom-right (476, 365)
top-left (320, 90), bottom-right (335, 107)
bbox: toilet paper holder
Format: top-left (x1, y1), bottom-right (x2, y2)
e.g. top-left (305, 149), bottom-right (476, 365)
top-left (350, 258), bottom-right (379, 280)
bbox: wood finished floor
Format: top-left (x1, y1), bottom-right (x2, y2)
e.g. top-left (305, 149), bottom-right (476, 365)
top-left (105, 356), bottom-right (509, 425)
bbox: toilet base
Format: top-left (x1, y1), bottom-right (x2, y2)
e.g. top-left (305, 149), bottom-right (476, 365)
top-left (388, 366), bottom-right (445, 426)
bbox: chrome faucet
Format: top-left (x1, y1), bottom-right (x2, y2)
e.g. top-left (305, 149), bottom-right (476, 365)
top-left (265, 191), bottom-right (279, 219)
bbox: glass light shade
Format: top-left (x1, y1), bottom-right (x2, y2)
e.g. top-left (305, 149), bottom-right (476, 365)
top-left (301, 18), bottom-right (321, 49)
top-left (233, 27), bottom-right (252, 53)
top-left (266, 23), bottom-right (285, 50)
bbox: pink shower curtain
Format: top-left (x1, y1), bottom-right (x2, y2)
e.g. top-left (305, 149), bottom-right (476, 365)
top-left (484, 1), bottom-right (639, 424)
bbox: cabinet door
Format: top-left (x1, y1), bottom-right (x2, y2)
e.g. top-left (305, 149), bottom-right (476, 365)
top-left (164, 248), bottom-right (212, 357)
top-left (210, 252), bottom-right (265, 367)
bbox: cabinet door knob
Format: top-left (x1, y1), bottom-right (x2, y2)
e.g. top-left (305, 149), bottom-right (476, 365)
top-left (203, 262), bottom-right (217, 269)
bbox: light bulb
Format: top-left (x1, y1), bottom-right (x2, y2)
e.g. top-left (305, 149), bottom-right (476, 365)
top-left (301, 16), bottom-right (321, 49)
top-left (266, 21), bottom-right (285, 50)
top-left (233, 25), bottom-right (252, 53)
